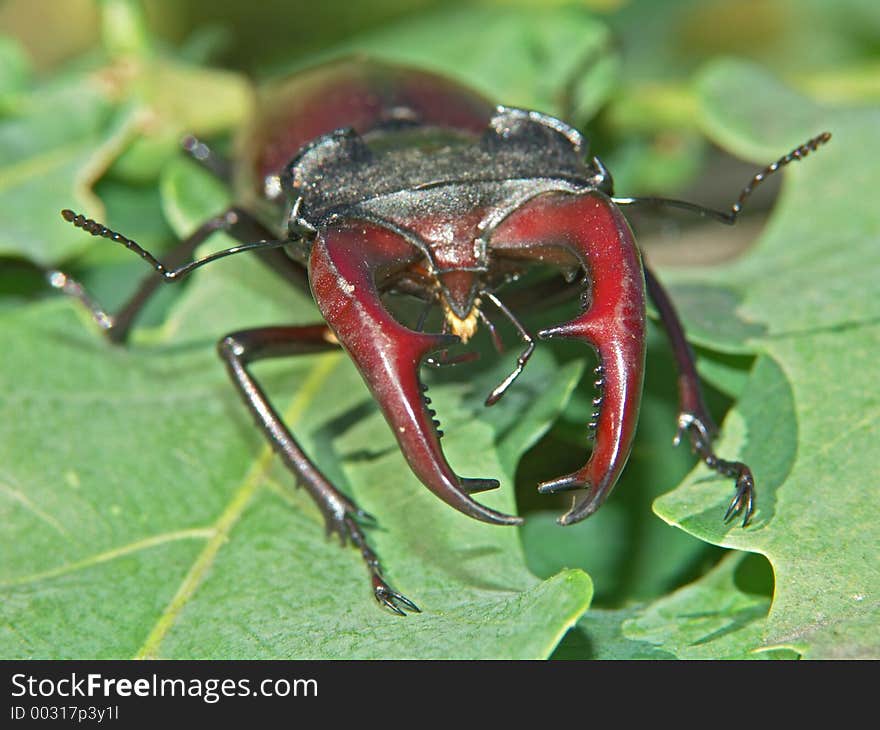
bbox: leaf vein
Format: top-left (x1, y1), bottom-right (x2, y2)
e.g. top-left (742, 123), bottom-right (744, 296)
top-left (133, 353), bottom-right (341, 659)
top-left (0, 480), bottom-right (70, 538)
top-left (0, 528), bottom-right (215, 588)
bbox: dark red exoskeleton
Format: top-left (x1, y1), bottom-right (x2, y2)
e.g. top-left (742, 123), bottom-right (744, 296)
top-left (55, 59), bottom-right (830, 614)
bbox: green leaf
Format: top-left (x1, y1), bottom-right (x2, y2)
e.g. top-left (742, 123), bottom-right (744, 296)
top-left (297, 5), bottom-right (617, 122)
top-left (656, 331), bottom-right (880, 658)
top-left (626, 549), bottom-right (774, 660)
top-left (553, 605), bottom-right (675, 660)
top-left (0, 35), bottom-right (31, 108)
top-left (0, 77), bottom-right (118, 264)
top-left (665, 60), bottom-right (880, 351)
top-left (556, 552), bottom-right (797, 660)
top-left (654, 60), bottom-right (880, 658)
top-left (0, 7), bottom-right (250, 265)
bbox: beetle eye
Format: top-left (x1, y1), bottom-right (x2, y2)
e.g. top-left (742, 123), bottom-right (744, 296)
top-left (286, 197), bottom-right (317, 241)
top-left (589, 155), bottom-right (614, 195)
top-left (289, 218), bottom-right (317, 241)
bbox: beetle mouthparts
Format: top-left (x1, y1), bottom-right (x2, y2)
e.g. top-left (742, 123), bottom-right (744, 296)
top-left (442, 297), bottom-right (481, 343)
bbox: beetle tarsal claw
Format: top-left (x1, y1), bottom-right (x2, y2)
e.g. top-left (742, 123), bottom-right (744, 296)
top-left (723, 472), bottom-right (755, 527)
top-left (370, 568), bottom-right (421, 616)
top-left (374, 583), bottom-right (421, 616)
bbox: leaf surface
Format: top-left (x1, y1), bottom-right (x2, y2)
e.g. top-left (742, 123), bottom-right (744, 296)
top-left (653, 61), bottom-right (880, 658)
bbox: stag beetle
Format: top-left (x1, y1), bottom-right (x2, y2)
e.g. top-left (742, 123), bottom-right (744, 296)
top-left (53, 59), bottom-right (830, 614)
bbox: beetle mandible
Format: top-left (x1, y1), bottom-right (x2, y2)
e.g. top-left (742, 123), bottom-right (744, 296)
top-left (54, 59), bottom-right (830, 614)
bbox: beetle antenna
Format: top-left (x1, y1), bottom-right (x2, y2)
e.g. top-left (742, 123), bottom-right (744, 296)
top-left (60, 209), bottom-right (288, 281)
top-left (481, 291), bottom-right (535, 406)
top-left (612, 131), bottom-right (831, 225)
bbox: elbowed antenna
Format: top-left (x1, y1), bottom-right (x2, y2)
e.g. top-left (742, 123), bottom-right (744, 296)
top-left (480, 290), bottom-right (536, 407)
top-left (612, 131), bottom-right (832, 224)
top-left (60, 209), bottom-right (288, 281)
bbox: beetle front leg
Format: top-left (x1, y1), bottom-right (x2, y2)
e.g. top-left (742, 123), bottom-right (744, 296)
top-left (218, 324), bottom-right (419, 615)
top-left (644, 266), bottom-right (755, 526)
top-left (492, 192), bottom-right (647, 525)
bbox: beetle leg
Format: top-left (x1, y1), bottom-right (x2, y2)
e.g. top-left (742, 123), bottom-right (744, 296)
top-left (491, 192), bottom-right (646, 525)
top-left (677, 415), bottom-right (754, 526)
top-left (643, 266), bottom-right (717, 437)
top-left (644, 266), bottom-right (755, 526)
top-left (217, 324), bottom-right (419, 615)
top-left (309, 222), bottom-right (520, 526)
top-left (53, 206), bottom-right (310, 343)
